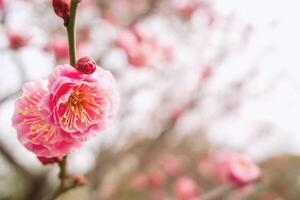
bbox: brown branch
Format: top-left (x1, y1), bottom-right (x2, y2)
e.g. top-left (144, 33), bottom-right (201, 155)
top-left (0, 89), bottom-right (21, 104)
top-left (0, 141), bottom-right (34, 178)
top-left (126, 0), bottom-right (160, 27)
top-left (199, 185), bottom-right (235, 200)
top-left (45, 157), bottom-right (84, 200)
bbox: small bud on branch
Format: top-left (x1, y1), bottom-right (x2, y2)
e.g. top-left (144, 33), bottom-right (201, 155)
top-left (52, 0), bottom-right (70, 26)
top-left (75, 56), bottom-right (97, 74)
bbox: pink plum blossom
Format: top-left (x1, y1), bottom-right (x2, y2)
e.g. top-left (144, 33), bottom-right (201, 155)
top-left (45, 64), bottom-right (119, 141)
top-left (214, 152), bottom-right (261, 186)
top-left (229, 153), bottom-right (261, 185)
top-left (174, 176), bottom-right (200, 200)
top-left (7, 30), bottom-right (30, 49)
top-left (12, 82), bottom-right (81, 158)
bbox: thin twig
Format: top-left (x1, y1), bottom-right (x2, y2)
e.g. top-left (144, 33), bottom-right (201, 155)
top-left (199, 184), bottom-right (235, 200)
top-left (67, 0), bottom-right (81, 66)
top-left (126, 0), bottom-right (159, 27)
top-left (58, 156), bottom-right (68, 188)
top-left (0, 141), bottom-right (34, 178)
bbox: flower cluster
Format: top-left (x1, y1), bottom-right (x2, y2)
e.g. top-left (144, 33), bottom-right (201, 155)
top-left (116, 26), bottom-right (173, 68)
top-left (126, 152), bottom-right (260, 199)
top-left (12, 59), bottom-right (119, 159)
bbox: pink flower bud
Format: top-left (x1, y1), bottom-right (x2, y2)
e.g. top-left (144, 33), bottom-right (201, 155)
top-left (73, 175), bottom-right (87, 186)
top-left (75, 56), bottom-right (97, 74)
top-left (52, 0), bottom-right (70, 25)
top-left (174, 176), bottom-right (200, 200)
top-left (7, 30), bottom-right (30, 49)
top-left (37, 156), bottom-right (63, 165)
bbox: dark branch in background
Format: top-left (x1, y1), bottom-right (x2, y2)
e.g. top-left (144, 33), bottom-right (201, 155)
top-left (199, 185), bottom-right (234, 200)
top-left (0, 49), bottom-right (34, 181)
top-left (127, 0), bottom-right (160, 27)
top-left (45, 157), bottom-right (82, 200)
top-left (0, 142), bottom-right (34, 178)
top-left (0, 52), bottom-right (26, 104)
top-left (97, 0), bottom-right (109, 13)
top-left (0, 89), bottom-right (21, 104)
top-left (0, 137), bottom-right (47, 200)
top-left (0, 9), bottom-right (51, 197)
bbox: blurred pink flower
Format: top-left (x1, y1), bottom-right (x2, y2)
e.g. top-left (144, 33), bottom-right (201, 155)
top-left (174, 176), bottom-right (200, 200)
top-left (12, 82), bottom-right (81, 158)
top-left (173, 0), bottom-right (199, 20)
top-left (171, 106), bottom-right (186, 122)
top-left (214, 152), bottom-right (231, 183)
top-left (149, 168), bottom-right (167, 189)
top-left (45, 64), bottom-right (119, 141)
top-left (102, 11), bottom-right (118, 25)
top-left (159, 154), bottom-right (182, 176)
top-left (130, 174), bottom-right (149, 190)
top-left (151, 189), bottom-right (166, 200)
top-left (197, 154), bottom-right (214, 179)
top-left (199, 65), bottom-right (214, 83)
top-left (7, 30), bottom-right (30, 49)
top-left (0, 0), bottom-right (5, 10)
top-left (214, 152), bottom-right (261, 186)
top-left (51, 36), bottom-right (69, 61)
top-left (79, 0), bottom-right (96, 9)
top-left (229, 153), bottom-right (261, 185)
top-left (116, 29), bottom-right (155, 67)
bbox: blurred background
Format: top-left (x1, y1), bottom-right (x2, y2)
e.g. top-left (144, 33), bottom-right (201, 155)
top-left (0, 0), bottom-right (300, 199)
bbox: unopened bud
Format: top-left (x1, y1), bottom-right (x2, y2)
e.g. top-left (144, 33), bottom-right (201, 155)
top-left (73, 175), bottom-right (87, 186)
top-left (75, 56), bottom-right (97, 74)
top-left (52, 0), bottom-right (70, 26)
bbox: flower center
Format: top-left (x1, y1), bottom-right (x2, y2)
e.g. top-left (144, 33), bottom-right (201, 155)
top-left (69, 91), bottom-right (82, 106)
top-left (61, 84), bottom-right (102, 131)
